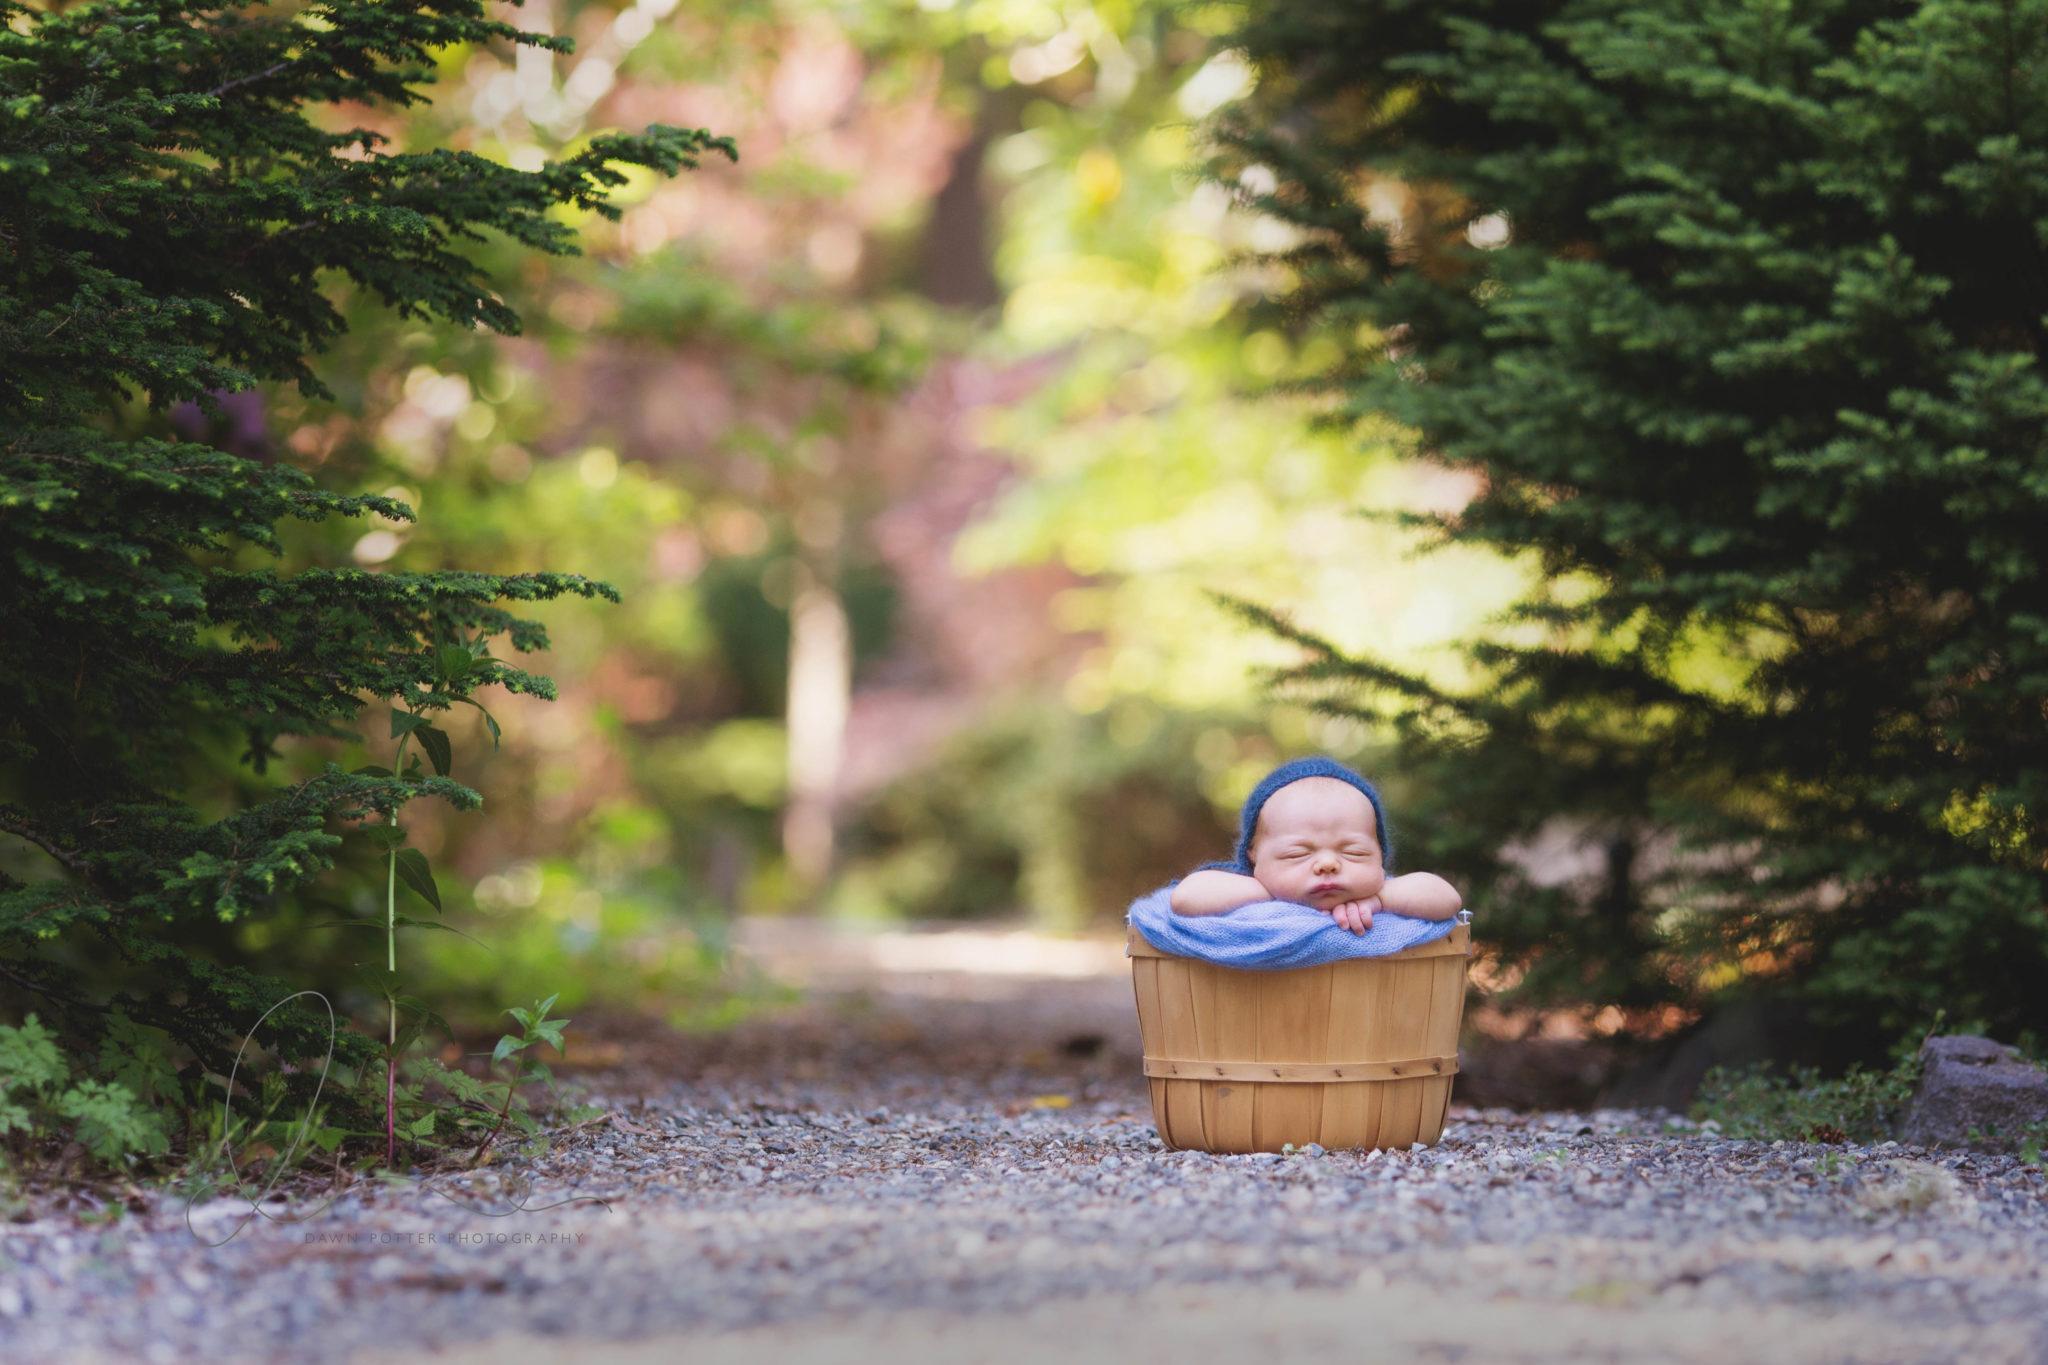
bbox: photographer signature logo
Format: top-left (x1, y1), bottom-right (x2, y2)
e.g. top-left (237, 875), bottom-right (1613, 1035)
top-left (184, 991), bottom-right (611, 1247)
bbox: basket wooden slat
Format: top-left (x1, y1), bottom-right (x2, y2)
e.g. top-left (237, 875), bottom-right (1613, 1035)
top-left (1197, 961), bottom-right (1254, 1149)
top-left (1143, 1056), bottom-right (1455, 1081)
top-left (1128, 920), bottom-right (1470, 1154)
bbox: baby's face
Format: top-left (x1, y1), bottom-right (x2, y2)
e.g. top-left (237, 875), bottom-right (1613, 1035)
top-left (1249, 777), bottom-right (1386, 910)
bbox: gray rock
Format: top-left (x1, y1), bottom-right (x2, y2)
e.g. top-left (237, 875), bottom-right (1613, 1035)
top-left (1899, 1036), bottom-right (2048, 1151)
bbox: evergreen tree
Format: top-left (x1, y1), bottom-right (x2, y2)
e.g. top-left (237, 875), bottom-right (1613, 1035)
top-left (1217, 0), bottom-right (2048, 1041)
top-left (0, 0), bottom-right (731, 1122)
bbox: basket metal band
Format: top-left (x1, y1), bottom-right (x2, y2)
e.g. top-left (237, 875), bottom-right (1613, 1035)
top-left (1142, 1055), bottom-right (1458, 1082)
top-left (1127, 924), bottom-right (1471, 961)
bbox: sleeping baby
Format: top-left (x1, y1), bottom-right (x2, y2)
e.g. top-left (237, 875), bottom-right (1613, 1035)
top-left (1170, 756), bottom-right (1461, 934)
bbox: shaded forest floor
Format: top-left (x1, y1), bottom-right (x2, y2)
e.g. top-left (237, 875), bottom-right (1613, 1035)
top-left (2, 920), bottom-right (2044, 1364)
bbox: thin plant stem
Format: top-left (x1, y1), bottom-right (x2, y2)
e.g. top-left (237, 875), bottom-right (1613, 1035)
top-left (384, 726), bottom-right (414, 1169)
top-left (468, 1069), bottom-right (522, 1168)
top-left (387, 729), bottom-right (413, 975)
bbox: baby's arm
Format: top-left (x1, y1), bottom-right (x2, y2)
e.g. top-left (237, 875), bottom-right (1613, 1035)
top-left (1326, 872), bottom-right (1461, 934)
top-left (1169, 870), bottom-right (1274, 917)
top-left (1378, 871), bottom-right (1462, 920)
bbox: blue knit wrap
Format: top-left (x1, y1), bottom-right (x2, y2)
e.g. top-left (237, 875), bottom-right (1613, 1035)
top-left (1127, 885), bottom-right (1457, 966)
top-left (1197, 756), bottom-right (1393, 875)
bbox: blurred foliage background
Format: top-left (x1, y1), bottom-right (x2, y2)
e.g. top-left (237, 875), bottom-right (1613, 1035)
top-left (113, 0), bottom-right (1519, 1036)
top-left (27, 0), bottom-right (2037, 1075)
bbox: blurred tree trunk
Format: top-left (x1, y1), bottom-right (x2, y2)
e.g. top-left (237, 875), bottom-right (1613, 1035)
top-left (919, 133), bottom-right (999, 310)
top-left (783, 562), bottom-right (852, 894)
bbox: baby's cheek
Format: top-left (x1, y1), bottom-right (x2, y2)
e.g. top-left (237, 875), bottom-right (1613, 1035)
top-left (1261, 866), bottom-right (1299, 895)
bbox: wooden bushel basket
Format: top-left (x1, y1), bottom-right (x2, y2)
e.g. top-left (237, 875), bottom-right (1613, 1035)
top-left (1128, 920), bottom-right (1471, 1153)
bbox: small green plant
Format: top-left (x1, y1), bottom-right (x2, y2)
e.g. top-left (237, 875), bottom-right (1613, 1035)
top-left (0, 1014), bottom-right (171, 1168)
top-left (319, 994), bottom-right (593, 1175)
top-left (468, 995), bottom-right (571, 1166)
top-left (1692, 1054), bottom-right (1924, 1144)
top-left (185, 676), bottom-right (600, 1186)
top-left (1968, 1121), bottom-right (2048, 1166)
top-left (177, 1065), bottom-right (350, 1208)
top-left (338, 631), bottom-right (507, 1167)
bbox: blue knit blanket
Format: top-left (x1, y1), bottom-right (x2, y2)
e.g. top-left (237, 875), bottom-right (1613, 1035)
top-left (1125, 884), bottom-right (1460, 968)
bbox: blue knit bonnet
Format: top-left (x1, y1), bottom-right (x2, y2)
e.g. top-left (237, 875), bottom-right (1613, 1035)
top-left (1197, 756), bottom-right (1393, 875)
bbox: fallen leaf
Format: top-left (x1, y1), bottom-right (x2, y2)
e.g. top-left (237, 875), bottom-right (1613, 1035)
top-left (1029, 1095), bottom-right (1072, 1110)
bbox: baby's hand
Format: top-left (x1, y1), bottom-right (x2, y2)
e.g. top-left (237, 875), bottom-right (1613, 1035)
top-left (1329, 897), bottom-right (1380, 935)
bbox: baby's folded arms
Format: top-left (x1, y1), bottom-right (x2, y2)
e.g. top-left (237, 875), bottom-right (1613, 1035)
top-left (1169, 869), bottom-right (1461, 934)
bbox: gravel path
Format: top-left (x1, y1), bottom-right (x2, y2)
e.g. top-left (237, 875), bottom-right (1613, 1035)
top-left (3, 923), bottom-right (2046, 1364)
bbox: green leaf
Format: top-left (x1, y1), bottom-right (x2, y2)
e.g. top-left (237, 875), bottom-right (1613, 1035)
top-left (0, 1014), bottom-right (67, 1098)
top-left (415, 725), bottom-right (452, 778)
top-left (261, 1117), bottom-right (305, 1145)
top-left (352, 963), bottom-right (401, 996)
top-left (352, 765), bottom-right (395, 778)
top-left (409, 1057), bottom-right (495, 1107)
top-left (392, 996), bottom-right (451, 1036)
top-left (492, 1034), bottom-right (525, 1064)
top-left (100, 1011), bottom-right (179, 1105)
top-left (533, 992), bottom-right (561, 1019)
top-left (358, 822), bottom-right (407, 851)
top-left (455, 696), bottom-right (503, 749)
top-left (56, 1079), bottom-right (170, 1161)
top-left (393, 848), bottom-right (441, 912)
top-left (435, 645), bottom-right (474, 682)
top-left (390, 710), bottom-right (430, 740)
top-left (391, 915), bottom-right (488, 948)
